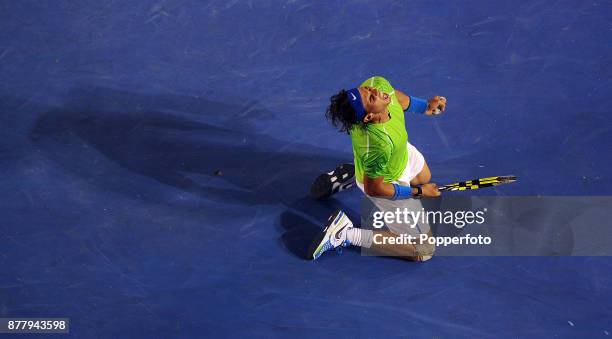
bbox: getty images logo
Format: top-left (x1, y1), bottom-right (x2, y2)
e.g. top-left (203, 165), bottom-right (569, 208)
top-left (372, 208), bottom-right (487, 229)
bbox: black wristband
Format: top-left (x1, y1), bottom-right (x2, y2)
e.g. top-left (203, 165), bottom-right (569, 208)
top-left (413, 186), bottom-right (422, 197)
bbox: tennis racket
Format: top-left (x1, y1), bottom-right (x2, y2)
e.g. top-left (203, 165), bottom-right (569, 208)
top-left (438, 175), bottom-right (517, 192)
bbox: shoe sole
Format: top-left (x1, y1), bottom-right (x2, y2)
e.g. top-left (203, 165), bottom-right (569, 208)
top-left (310, 164), bottom-right (355, 200)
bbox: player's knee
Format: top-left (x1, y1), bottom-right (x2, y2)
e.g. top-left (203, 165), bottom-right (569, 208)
top-left (421, 171), bottom-right (431, 184)
top-left (422, 166), bottom-right (432, 182)
top-left (420, 163), bottom-right (432, 184)
top-left (411, 175), bottom-right (430, 186)
top-left (415, 254), bottom-right (433, 262)
top-left (410, 168), bottom-right (431, 186)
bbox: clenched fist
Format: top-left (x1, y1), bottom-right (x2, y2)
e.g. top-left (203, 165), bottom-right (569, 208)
top-left (426, 96), bottom-right (447, 115)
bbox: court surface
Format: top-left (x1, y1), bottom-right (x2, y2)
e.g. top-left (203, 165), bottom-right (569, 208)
top-left (1, 0), bottom-right (612, 337)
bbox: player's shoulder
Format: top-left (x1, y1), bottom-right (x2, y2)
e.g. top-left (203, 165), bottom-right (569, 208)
top-left (360, 76), bottom-right (394, 92)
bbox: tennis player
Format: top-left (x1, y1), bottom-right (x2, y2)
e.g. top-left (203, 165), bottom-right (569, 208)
top-left (310, 76), bottom-right (446, 261)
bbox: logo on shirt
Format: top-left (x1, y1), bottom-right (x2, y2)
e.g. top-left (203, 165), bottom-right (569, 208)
top-left (350, 92), bottom-right (357, 101)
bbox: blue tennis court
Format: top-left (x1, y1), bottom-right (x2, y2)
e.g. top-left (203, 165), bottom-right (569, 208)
top-left (1, 0), bottom-right (611, 337)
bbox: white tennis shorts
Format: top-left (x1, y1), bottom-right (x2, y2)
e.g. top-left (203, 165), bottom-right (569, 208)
top-left (356, 141), bottom-right (425, 192)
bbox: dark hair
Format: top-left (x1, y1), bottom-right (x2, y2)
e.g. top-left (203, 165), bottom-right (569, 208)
top-left (325, 89), bottom-right (359, 133)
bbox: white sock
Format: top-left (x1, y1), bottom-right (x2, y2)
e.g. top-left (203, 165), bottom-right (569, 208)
top-left (346, 228), bottom-right (373, 248)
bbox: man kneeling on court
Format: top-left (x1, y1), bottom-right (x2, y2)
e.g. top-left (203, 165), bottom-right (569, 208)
top-left (309, 76), bottom-right (445, 262)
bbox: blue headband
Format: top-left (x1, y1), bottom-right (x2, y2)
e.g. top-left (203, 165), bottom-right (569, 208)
top-left (346, 88), bottom-right (366, 122)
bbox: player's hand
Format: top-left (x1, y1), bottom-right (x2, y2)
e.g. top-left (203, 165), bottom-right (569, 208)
top-left (425, 96), bottom-right (446, 115)
top-left (421, 183), bottom-right (441, 198)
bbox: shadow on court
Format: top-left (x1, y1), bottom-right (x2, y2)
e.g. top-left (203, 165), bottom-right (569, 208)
top-left (28, 87), bottom-right (354, 259)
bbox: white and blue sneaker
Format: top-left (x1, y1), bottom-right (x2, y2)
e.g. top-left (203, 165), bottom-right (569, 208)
top-left (309, 210), bottom-right (353, 260)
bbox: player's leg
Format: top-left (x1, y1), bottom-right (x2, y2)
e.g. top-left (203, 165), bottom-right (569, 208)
top-left (359, 193), bottom-right (435, 261)
top-left (310, 210), bottom-right (434, 262)
top-left (369, 230), bottom-right (434, 262)
top-left (396, 142), bottom-right (430, 187)
top-left (410, 161), bottom-right (431, 186)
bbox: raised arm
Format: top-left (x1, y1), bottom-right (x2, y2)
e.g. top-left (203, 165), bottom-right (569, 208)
top-left (395, 89), bottom-right (447, 116)
top-left (395, 89), bottom-right (411, 111)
